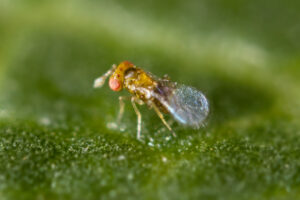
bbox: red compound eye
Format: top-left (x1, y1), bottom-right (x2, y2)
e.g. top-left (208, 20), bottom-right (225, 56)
top-left (109, 78), bottom-right (121, 91)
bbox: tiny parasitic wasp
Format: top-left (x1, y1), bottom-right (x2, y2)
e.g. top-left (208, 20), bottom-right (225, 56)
top-left (94, 61), bottom-right (209, 139)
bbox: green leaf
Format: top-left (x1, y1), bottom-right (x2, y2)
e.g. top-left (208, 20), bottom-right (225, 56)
top-left (0, 1), bottom-right (299, 199)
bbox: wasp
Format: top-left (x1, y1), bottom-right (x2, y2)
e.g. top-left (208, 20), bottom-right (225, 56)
top-left (94, 61), bottom-right (209, 139)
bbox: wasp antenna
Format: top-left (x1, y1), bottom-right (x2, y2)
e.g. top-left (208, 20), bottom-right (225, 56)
top-left (93, 64), bottom-right (117, 88)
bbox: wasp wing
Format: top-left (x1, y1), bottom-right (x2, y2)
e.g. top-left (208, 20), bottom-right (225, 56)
top-left (152, 83), bottom-right (209, 128)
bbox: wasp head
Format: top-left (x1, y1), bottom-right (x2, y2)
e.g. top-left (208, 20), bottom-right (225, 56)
top-left (109, 61), bottom-right (134, 92)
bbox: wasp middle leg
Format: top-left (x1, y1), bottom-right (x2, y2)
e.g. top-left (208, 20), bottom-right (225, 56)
top-left (131, 97), bottom-right (142, 140)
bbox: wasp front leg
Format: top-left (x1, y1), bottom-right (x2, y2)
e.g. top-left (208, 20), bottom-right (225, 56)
top-left (117, 96), bottom-right (130, 125)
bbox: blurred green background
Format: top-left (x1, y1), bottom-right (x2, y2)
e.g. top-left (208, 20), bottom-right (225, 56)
top-left (0, 0), bottom-right (300, 199)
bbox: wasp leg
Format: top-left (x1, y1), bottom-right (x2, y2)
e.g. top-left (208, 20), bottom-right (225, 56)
top-left (152, 104), bottom-right (176, 137)
top-left (117, 96), bottom-right (130, 125)
top-left (131, 97), bottom-right (142, 140)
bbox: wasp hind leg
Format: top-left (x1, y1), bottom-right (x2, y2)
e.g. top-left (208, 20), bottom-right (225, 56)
top-left (131, 97), bottom-right (142, 140)
top-left (152, 104), bottom-right (176, 137)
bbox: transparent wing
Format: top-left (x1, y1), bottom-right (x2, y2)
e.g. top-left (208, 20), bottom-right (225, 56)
top-left (152, 84), bottom-right (209, 128)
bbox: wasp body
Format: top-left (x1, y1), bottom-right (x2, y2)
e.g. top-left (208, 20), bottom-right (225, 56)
top-left (94, 61), bottom-right (209, 139)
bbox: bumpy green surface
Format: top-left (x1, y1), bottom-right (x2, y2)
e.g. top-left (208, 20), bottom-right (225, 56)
top-left (0, 1), bottom-right (300, 199)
